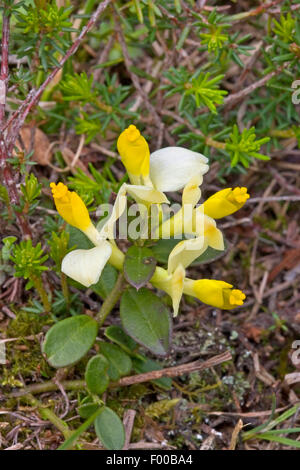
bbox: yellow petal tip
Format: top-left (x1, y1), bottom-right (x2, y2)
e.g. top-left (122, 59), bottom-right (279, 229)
top-left (228, 187), bottom-right (250, 205)
top-left (50, 182), bottom-right (68, 199)
top-left (125, 124), bottom-right (140, 142)
top-left (117, 125), bottom-right (150, 178)
top-left (229, 289), bottom-right (246, 306)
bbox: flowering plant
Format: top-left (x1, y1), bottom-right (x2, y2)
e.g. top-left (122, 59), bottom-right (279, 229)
top-left (44, 124), bottom-right (248, 356)
top-left (2, 0), bottom-right (298, 452)
top-left (38, 125), bottom-right (250, 448)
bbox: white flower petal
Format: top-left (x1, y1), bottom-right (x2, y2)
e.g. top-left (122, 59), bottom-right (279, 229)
top-left (182, 174), bottom-right (203, 208)
top-left (168, 236), bottom-right (207, 274)
top-left (150, 147), bottom-right (209, 192)
top-left (201, 214), bottom-right (225, 251)
top-left (151, 264), bottom-right (185, 317)
top-left (125, 184), bottom-right (169, 205)
top-left (61, 243), bottom-right (112, 287)
top-left (98, 184), bottom-right (127, 240)
top-left (170, 264), bottom-right (185, 317)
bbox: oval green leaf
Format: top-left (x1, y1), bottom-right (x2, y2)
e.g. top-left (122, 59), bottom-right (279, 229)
top-left (78, 402), bottom-right (99, 419)
top-left (78, 396), bottom-right (99, 419)
top-left (99, 342), bottom-right (132, 381)
top-left (85, 354), bottom-right (110, 395)
top-left (124, 245), bottom-right (156, 290)
top-left (42, 315), bottom-right (98, 368)
top-left (105, 325), bottom-right (138, 355)
top-left (94, 407), bottom-right (125, 450)
top-left (120, 288), bottom-right (172, 356)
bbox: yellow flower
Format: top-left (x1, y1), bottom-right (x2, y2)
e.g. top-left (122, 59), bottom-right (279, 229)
top-left (117, 125), bottom-right (150, 180)
top-left (50, 182), bottom-right (129, 288)
top-left (117, 125), bottom-right (209, 193)
top-left (183, 278), bottom-right (246, 309)
top-left (228, 289), bottom-right (246, 307)
top-left (203, 187), bottom-right (250, 219)
top-left (50, 182), bottom-right (91, 231)
top-left (50, 182), bottom-right (101, 246)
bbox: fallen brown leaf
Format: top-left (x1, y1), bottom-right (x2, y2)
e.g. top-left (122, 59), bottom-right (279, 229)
top-left (242, 323), bottom-right (264, 343)
top-left (15, 126), bottom-right (52, 166)
top-left (268, 248), bottom-right (300, 282)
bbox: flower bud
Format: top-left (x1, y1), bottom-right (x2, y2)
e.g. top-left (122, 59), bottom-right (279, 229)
top-left (203, 187), bottom-right (249, 219)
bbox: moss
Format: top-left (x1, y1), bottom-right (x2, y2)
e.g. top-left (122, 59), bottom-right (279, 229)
top-left (6, 310), bottom-right (52, 337)
top-left (2, 310), bottom-right (53, 386)
top-left (119, 383), bottom-right (150, 400)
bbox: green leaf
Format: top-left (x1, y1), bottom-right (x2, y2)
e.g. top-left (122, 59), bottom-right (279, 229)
top-left (176, 26), bottom-right (191, 51)
top-left (255, 433), bottom-right (300, 449)
top-left (152, 238), bottom-right (227, 265)
top-left (92, 263), bottom-right (118, 299)
top-left (99, 342), bottom-right (132, 381)
top-left (151, 239), bottom-right (179, 264)
top-left (42, 315), bottom-right (98, 367)
top-left (191, 241), bottom-right (228, 266)
top-left (123, 246), bottom-right (156, 290)
top-left (59, 407), bottom-right (103, 450)
top-left (78, 402), bottom-right (99, 419)
top-left (133, 0), bottom-right (143, 23)
top-left (0, 183), bottom-right (9, 203)
top-left (132, 357), bottom-right (172, 390)
top-left (120, 288), bottom-right (172, 356)
top-left (105, 325), bottom-right (138, 355)
top-left (260, 427), bottom-right (300, 435)
top-left (85, 354), bottom-right (110, 395)
top-left (67, 226), bottom-right (93, 250)
top-left (94, 407), bottom-right (125, 450)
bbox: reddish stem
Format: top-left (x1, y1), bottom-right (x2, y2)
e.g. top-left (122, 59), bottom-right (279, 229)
top-left (0, 10), bottom-right (31, 237)
top-left (0, 12), bottom-right (10, 124)
top-left (0, 138), bottom-right (32, 238)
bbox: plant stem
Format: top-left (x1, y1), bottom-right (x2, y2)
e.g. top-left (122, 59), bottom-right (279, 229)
top-left (97, 272), bottom-right (125, 326)
top-left (33, 275), bottom-right (51, 313)
top-left (24, 393), bottom-right (71, 439)
top-left (10, 380), bottom-right (85, 397)
top-left (0, 11), bottom-right (10, 125)
top-left (205, 137), bottom-right (226, 150)
top-left (0, 139), bottom-right (32, 238)
top-left (61, 272), bottom-right (70, 307)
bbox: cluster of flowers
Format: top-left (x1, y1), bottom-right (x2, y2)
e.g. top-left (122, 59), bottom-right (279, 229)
top-left (50, 124), bottom-right (249, 316)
